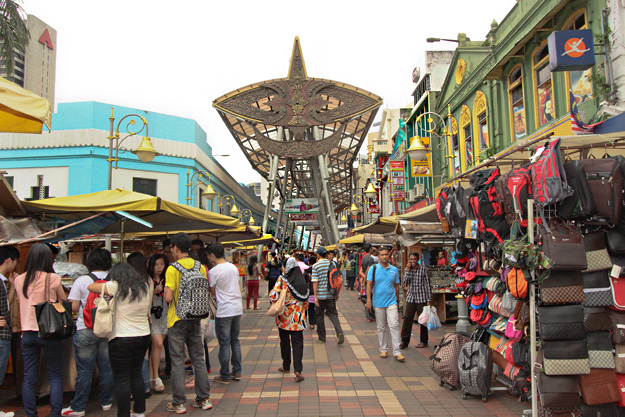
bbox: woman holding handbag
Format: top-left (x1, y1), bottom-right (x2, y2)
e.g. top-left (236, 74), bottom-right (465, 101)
top-left (14, 243), bottom-right (67, 417)
top-left (88, 262), bottom-right (152, 417)
top-left (246, 256), bottom-right (262, 310)
top-left (269, 257), bottom-right (309, 382)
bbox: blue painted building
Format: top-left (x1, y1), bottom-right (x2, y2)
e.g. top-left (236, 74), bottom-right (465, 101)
top-left (0, 101), bottom-right (285, 236)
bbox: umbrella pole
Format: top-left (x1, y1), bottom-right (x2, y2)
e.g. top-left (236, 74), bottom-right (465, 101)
top-left (120, 219), bottom-right (125, 261)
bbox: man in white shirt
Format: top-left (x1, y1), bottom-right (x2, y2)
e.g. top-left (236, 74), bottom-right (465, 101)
top-left (207, 242), bottom-right (243, 385)
top-left (62, 249), bottom-right (114, 417)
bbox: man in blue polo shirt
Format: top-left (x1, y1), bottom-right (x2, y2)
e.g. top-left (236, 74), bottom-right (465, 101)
top-left (366, 246), bottom-right (405, 362)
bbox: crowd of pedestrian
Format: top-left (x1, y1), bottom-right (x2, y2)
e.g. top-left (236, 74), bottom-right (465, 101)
top-left (0, 239), bottom-right (435, 417)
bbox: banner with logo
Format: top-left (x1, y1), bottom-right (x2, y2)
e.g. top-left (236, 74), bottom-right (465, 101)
top-left (289, 213), bottom-right (319, 225)
top-left (285, 198), bottom-right (319, 214)
top-left (548, 30), bottom-right (595, 72)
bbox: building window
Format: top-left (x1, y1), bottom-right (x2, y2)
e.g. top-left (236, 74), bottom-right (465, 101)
top-left (508, 65), bottom-right (526, 140)
top-left (5, 176), bottom-right (14, 189)
top-left (459, 105), bottom-right (473, 171)
top-left (473, 91), bottom-right (489, 157)
top-left (198, 188), bottom-right (205, 210)
top-left (133, 177), bottom-right (157, 196)
top-left (533, 42), bottom-right (555, 127)
top-left (564, 9), bottom-right (593, 107)
top-left (449, 117), bottom-right (460, 177)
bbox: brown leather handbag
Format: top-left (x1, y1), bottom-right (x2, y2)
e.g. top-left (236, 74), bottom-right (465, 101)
top-left (578, 368), bottom-right (621, 405)
top-left (540, 219), bottom-right (587, 270)
top-left (539, 270), bottom-right (585, 305)
top-left (583, 307), bottom-right (612, 332)
top-left (538, 305), bottom-right (586, 341)
top-left (538, 374), bottom-right (582, 408)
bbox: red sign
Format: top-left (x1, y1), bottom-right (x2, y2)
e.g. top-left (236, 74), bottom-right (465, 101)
top-left (368, 205), bottom-right (380, 214)
top-left (38, 29), bottom-right (54, 50)
top-left (394, 191), bottom-right (405, 200)
top-left (390, 161), bottom-right (405, 171)
top-left (405, 200), bottom-right (428, 213)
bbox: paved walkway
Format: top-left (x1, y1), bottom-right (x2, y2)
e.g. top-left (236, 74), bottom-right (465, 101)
top-left (1, 289), bottom-right (528, 416)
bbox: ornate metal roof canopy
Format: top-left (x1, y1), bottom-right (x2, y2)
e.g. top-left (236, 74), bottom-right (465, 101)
top-left (213, 37), bottom-right (382, 210)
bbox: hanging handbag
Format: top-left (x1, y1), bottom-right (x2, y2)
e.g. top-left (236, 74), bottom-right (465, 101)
top-left (489, 294), bottom-right (513, 318)
top-left (579, 368), bottom-right (621, 406)
top-left (607, 228), bottom-right (625, 255)
top-left (612, 312), bottom-right (625, 344)
top-left (267, 287), bottom-right (287, 317)
top-left (587, 331), bottom-right (616, 369)
top-left (580, 404), bottom-right (616, 417)
top-left (616, 344), bottom-right (625, 374)
top-left (208, 293), bottom-right (217, 320)
top-left (540, 219), bottom-right (587, 270)
top-left (583, 270), bottom-right (614, 307)
top-left (542, 339), bottom-right (590, 376)
top-left (583, 231), bottom-right (613, 273)
top-left (93, 283), bottom-right (115, 339)
top-left (539, 270), bottom-right (585, 305)
top-left (583, 307), bottom-right (613, 332)
top-left (610, 269), bottom-right (625, 312)
top-left (34, 273), bottom-right (76, 340)
top-left (505, 315), bottom-right (523, 342)
top-left (617, 373), bottom-right (625, 407)
top-left (538, 373), bottom-right (583, 409)
top-left (538, 305), bottom-right (586, 341)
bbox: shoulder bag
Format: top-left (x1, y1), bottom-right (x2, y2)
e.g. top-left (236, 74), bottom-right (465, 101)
top-left (35, 273), bottom-right (76, 340)
top-left (539, 270), bottom-right (584, 305)
top-left (542, 339), bottom-right (590, 376)
top-left (615, 344), bottom-right (625, 374)
top-left (578, 368), bottom-right (621, 406)
top-left (267, 286), bottom-right (287, 318)
top-left (612, 311), bottom-right (625, 344)
top-left (93, 283), bottom-right (115, 339)
top-left (540, 219), bottom-right (587, 270)
top-left (583, 231), bottom-right (613, 273)
top-left (583, 306), bottom-right (612, 332)
top-left (582, 270), bottom-right (614, 307)
top-left (538, 373), bottom-right (583, 409)
top-left (537, 305), bottom-right (586, 341)
top-left (587, 331), bottom-right (615, 369)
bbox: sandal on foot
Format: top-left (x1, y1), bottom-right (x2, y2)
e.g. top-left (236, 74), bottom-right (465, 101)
top-left (415, 343), bottom-right (428, 348)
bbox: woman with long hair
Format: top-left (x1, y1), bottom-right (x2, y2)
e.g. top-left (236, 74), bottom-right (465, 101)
top-left (269, 257), bottom-right (309, 383)
top-left (265, 252), bottom-right (282, 295)
top-left (88, 262), bottom-right (152, 417)
top-left (15, 243), bottom-right (67, 417)
top-left (146, 254), bottom-right (168, 393)
top-left (245, 255), bottom-right (262, 310)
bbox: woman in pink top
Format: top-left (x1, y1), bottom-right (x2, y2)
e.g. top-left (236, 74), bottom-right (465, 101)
top-left (14, 243), bottom-right (67, 417)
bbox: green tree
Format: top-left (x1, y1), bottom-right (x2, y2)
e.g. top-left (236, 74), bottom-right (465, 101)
top-left (0, 0), bottom-right (29, 77)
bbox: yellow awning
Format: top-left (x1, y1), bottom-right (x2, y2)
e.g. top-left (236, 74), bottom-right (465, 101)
top-left (338, 233), bottom-right (393, 246)
top-left (0, 77), bottom-right (52, 133)
top-left (325, 244), bottom-right (338, 251)
top-left (352, 215), bottom-right (398, 235)
top-left (339, 234), bottom-right (365, 244)
top-left (222, 234), bottom-right (278, 248)
top-left (397, 204), bottom-right (439, 222)
top-left (126, 225), bottom-right (261, 242)
top-left (22, 189), bottom-right (240, 233)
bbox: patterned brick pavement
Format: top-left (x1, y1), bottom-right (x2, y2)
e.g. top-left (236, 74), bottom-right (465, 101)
top-left (0, 289), bottom-right (529, 416)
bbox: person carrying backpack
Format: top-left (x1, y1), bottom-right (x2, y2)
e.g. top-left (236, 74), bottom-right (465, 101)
top-left (62, 249), bottom-right (114, 417)
top-left (345, 254), bottom-right (357, 290)
top-left (311, 247), bottom-right (344, 345)
top-left (164, 233), bottom-right (212, 413)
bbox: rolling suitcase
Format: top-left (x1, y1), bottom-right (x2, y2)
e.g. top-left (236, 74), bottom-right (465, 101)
top-left (429, 332), bottom-right (471, 390)
top-left (458, 341), bottom-right (493, 402)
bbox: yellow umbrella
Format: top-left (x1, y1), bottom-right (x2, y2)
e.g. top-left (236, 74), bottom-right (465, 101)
top-left (0, 77), bottom-right (52, 133)
top-left (22, 189), bottom-right (240, 233)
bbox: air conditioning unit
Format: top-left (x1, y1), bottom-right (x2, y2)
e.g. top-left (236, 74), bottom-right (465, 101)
top-left (414, 184), bottom-right (425, 198)
top-left (406, 189), bottom-right (416, 202)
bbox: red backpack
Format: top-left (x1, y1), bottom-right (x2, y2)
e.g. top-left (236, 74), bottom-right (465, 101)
top-left (327, 261), bottom-right (342, 297)
top-left (83, 272), bottom-right (110, 330)
top-left (495, 164), bottom-right (532, 224)
top-left (530, 138), bottom-right (572, 207)
top-left (435, 186), bottom-right (452, 222)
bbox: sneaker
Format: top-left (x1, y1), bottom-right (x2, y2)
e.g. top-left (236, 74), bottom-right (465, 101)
top-left (0, 413), bottom-right (15, 417)
top-left (395, 354), bottom-right (406, 362)
top-left (231, 373), bottom-right (241, 381)
top-left (191, 398), bottom-right (212, 410)
top-left (166, 403), bottom-right (187, 414)
top-left (150, 377), bottom-right (165, 393)
top-left (337, 332), bottom-right (344, 345)
top-left (61, 408), bottom-right (85, 417)
top-left (213, 375), bottom-right (231, 385)
top-left (379, 351), bottom-right (388, 358)
top-left (101, 404), bottom-right (113, 411)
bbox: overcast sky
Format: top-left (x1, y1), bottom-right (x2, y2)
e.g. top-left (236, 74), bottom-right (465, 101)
top-left (24, 0), bottom-right (517, 184)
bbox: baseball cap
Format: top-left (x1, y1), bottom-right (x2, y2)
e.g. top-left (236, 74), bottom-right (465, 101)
top-left (316, 246), bottom-right (327, 256)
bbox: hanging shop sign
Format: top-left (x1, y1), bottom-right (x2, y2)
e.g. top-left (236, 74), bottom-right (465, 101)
top-left (285, 198), bottom-right (319, 214)
top-left (548, 30), bottom-right (595, 72)
top-left (390, 160), bottom-right (405, 201)
top-left (410, 136), bottom-right (432, 177)
top-left (289, 213), bottom-right (319, 225)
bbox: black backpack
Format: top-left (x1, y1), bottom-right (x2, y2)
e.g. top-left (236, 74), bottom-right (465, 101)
top-left (557, 160), bottom-right (597, 220)
top-left (447, 184), bottom-right (467, 238)
top-left (469, 168), bottom-right (510, 255)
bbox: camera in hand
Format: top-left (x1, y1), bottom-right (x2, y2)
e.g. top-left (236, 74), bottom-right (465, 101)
top-left (151, 305), bottom-right (163, 319)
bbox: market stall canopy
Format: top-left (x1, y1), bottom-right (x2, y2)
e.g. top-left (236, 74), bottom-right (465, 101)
top-left (221, 234), bottom-right (278, 248)
top-left (338, 233), bottom-right (393, 246)
top-left (126, 225), bottom-right (261, 243)
top-left (0, 77), bottom-right (52, 133)
top-left (352, 215), bottom-right (398, 235)
top-left (397, 205), bottom-right (439, 222)
top-left (22, 189), bottom-right (240, 234)
top-left (325, 244), bottom-right (337, 251)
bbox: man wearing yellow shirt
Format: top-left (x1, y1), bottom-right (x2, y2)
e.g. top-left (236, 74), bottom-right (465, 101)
top-left (164, 233), bottom-right (211, 414)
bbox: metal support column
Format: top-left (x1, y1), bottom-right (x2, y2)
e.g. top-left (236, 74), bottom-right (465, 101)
top-left (259, 142), bottom-right (281, 258)
top-left (287, 222), bottom-right (296, 251)
top-left (309, 157), bottom-right (331, 244)
top-left (298, 226), bottom-right (305, 250)
top-left (313, 127), bottom-right (340, 245)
